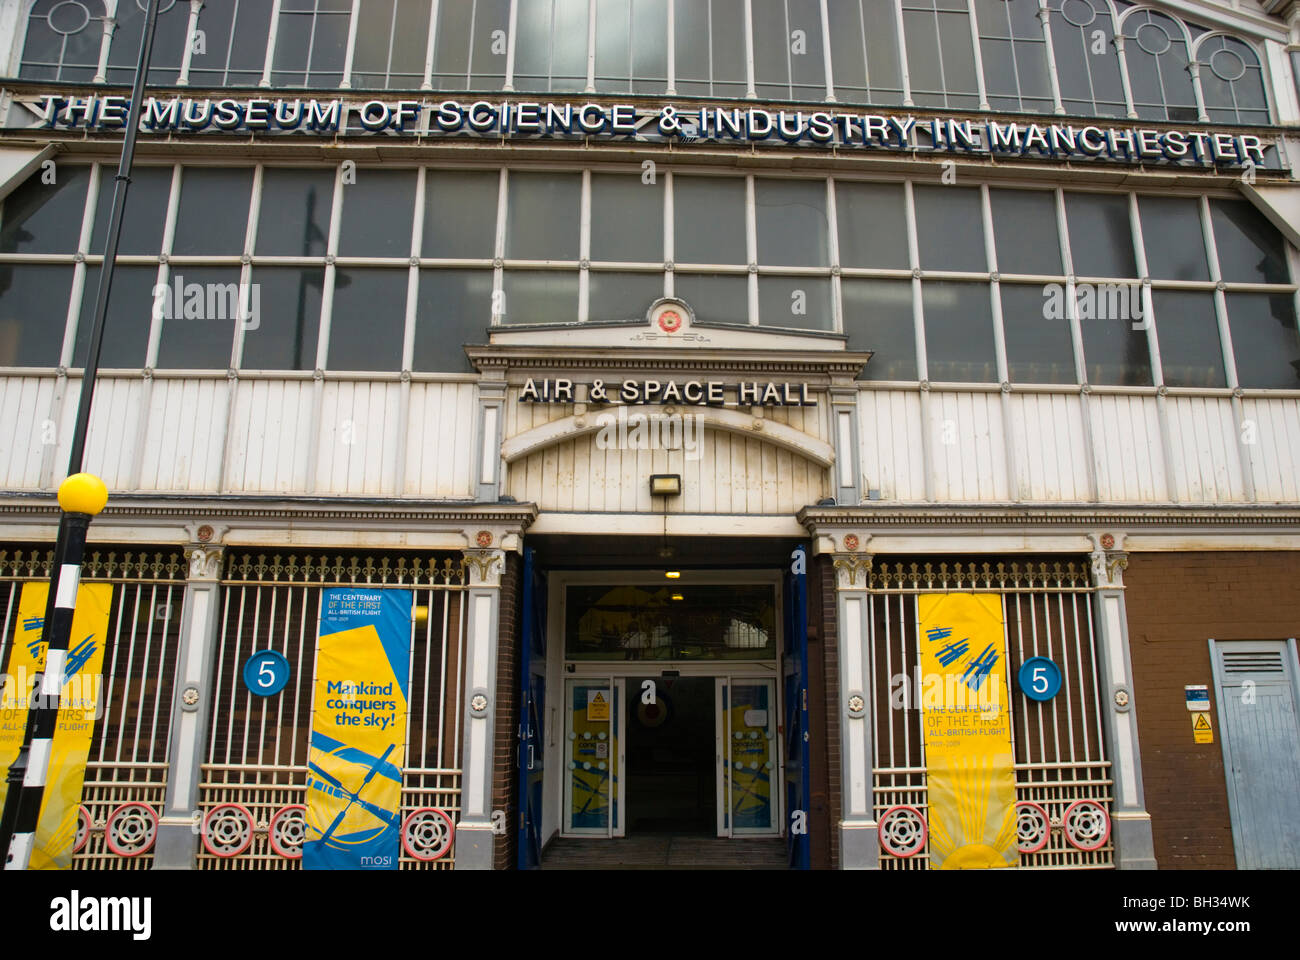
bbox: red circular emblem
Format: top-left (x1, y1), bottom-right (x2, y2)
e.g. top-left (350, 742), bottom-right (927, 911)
top-left (658, 310), bottom-right (683, 334)
top-left (476, 530), bottom-right (493, 547)
top-left (844, 534), bottom-right (859, 551)
top-left (1100, 533), bottom-right (1115, 550)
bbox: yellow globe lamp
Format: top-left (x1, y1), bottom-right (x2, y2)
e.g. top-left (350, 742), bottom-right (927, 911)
top-left (57, 473), bottom-right (109, 516)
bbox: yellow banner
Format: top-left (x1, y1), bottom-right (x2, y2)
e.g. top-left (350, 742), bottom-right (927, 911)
top-left (0, 582), bottom-right (112, 869)
top-left (917, 593), bottom-right (1018, 869)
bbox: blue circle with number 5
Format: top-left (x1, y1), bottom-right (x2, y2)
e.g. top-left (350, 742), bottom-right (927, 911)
top-left (1019, 657), bottom-right (1062, 702)
top-left (243, 650), bottom-right (290, 697)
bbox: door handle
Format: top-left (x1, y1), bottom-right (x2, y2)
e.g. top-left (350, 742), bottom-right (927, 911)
top-left (528, 744), bottom-right (535, 771)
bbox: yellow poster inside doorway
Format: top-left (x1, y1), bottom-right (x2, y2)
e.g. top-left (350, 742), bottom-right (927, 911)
top-left (917, 593), bottom-right (1018, 869)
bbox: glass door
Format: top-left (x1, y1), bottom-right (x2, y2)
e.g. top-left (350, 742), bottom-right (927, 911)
top-left (563, 678), bottom-right (623, 836)
top-left (716, 677), bottom-right (780, 836)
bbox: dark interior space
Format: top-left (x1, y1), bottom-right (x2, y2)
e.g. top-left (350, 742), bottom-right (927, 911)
top-left (625, 676), bottom-right (715, 835)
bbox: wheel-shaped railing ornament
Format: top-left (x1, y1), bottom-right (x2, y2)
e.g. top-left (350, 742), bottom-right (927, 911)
top-left (1062, 800), bottom-right (1111, 851)
top-left (73, 805), bottom-right (92, 855)
top-left (401, 807), bottom-right (455, 862)
top-left (1015, 801), bottom-right (1051, 854)
top-left (878, 805), bottom-right (928, 858)
top-left (269, 805), bottom-right (306, 860)
top-left (201, 803), bottom-right (255, 858)
top-left (104, 802), bottom-right (158, 857)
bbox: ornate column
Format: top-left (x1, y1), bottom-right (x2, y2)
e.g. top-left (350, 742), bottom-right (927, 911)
top-left (153, 532), bottom-right (225, 869)
top-left (823, 531), bottom-right (877, 869)
top-left (1089, 536), bottom-right (1157, 870)
top-left (454, 543), bottom-right (505, 870)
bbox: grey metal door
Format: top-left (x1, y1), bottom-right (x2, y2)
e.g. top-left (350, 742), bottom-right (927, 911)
top-left (1211, 639), bottom-right (1300, 869)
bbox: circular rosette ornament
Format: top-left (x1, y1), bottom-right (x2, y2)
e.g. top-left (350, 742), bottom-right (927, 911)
top-left (202, 803), bottom-right (255, 858)
top-left (877, 805), bottom-right (928, 858)
top-left (1015, 802), bottom-right (1051, 854)
top-left (1063, 800), bottom-right (1111, 851)
top-left (73, 805), bottom-right (93, 854)
top-left (269, 805), bottom-right (307, 859)
top-left (402, 807), bottom-right (455, 862)
top-left (105, 802), bottom-right (158, 857)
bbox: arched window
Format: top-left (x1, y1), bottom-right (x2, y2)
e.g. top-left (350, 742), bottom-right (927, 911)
top-left (1197, 35), bottom-right (1270, 125)
top-left (824, 0), bottom-right (904, 106)
top-left (976, 0), bottom-right (1053, 113)
top-left (19, 0), bottom-right (107, 82)
top-left (1045, 0), bottom-right (1126, 117)
top-left (900, 0), bottom-right (980, 109)
top-left (1120, 7), bottom-right (1198, 121)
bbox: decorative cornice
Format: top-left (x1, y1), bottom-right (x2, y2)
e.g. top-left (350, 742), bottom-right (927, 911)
top-left (799, 504), bottom-right (1300, 531)
top-left (466, 345), bottom-right (870, 379)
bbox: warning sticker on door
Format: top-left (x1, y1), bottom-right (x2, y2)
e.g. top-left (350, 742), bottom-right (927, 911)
top-left (587, 690), bottom-right (610, 721)
top-left (1192, 712), bottom-right (1213, 744)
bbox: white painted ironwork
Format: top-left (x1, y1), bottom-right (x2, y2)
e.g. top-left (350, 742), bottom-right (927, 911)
top-left (197, 552), bottom-right (468, 870)
top-left (868, 559), bottom-right (1113, 869)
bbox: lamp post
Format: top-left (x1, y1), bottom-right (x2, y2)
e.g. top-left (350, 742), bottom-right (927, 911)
top-left (0, 0), bottom-right (161, 868)
top-left (0, 474), bottom-right (108, 869)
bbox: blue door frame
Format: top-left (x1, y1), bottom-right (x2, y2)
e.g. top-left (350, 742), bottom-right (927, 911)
top-left (784, 544), bottom-right (811, 869)
top-left (517, 548), bottom-right (547, 869)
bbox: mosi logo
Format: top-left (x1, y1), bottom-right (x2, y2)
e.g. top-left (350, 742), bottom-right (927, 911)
top-left (49, 890), bottom-right (151, 941)
top-left (360, 855), bottom-right (393, 867)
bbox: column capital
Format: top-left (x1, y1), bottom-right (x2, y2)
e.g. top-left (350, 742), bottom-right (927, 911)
top-left (184, 543), bottom-right (225, 582)
top-left (461, 547), bottom-right (506, 588)
top-left (1088, 534), bottom-right (1129, 589)
top-left (832, 551), bottom-right (873, 591)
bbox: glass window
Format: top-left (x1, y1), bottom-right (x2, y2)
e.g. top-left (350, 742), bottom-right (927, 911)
top-left (914, 186), bottom-right (986, 272)
top-left (423, 171), bottom-right (499, 259)
top-left (826, 1), bottom-right (904, 105)
top-left (1199, 36), bottom-right (1270, 125)
top-left (413, 269), bottom-right (494, 372)
top-left (500, 270), bottom-right (579, 324)
top-left (515, 0), bottom-right (590, 93)
top-left (241, 267), bottom-right (324, 370)
top-left (1001, 283), bottom-right (1075, 384)
top-left (1226, 293), bottom-right (1300, 390)
top-left (352, 0), bottom-right (431, 88)
top-left (674, 0), bottom-right (747, 99)
top-left (20, 0), bottom-right (106, 82)
top-left (328, 268), bottom-right (407, 369)
top-left (173, 168), bottom-right (253, 257)
top-left (90, 165), bottom-right (173, 255)
top-left (594, 0), bottom-right (668, 94)
top-left (565, 583), bottom-right (777, 661)
top-left (755, 180), bottom-right (827, 268)
top-left (72, 265), bottom-right (156, 368)
top-left (0, 265), bottom-right (74, 366)
top-left (506, 173), bottom-right (581, 261)
top-left (256, 168), bottom-right (334, 256)
top-left (1064, 193), bottom-right (1137, 278)
top-left (591, 174), bottom-right (663, 263)
top-left (1122, 9), bottom-right (1198, 122)
top-left (673, 274), bottom-right (748, 325)
top-left (836, 182), bottom-right (907, 270)
top-left (902, 0), bottom-right (980, 109)
top-left (990, 189), bottom-right (1062, 276)
top-left (189, 0), bottom-right (274, 87)
top-left (1210, 199), bottom-right (1289, 285)
top-left (588, 272), bottom-right (665, 322)
top-left (432, 0), bottom-right (510, 90)
top-left (842, 279), bottom-right (916, 381)
top-left (975, 0), bottom-right (1052, 113)
top-left (0, 166), bottom-right (91, 255)
top-left (674, 177), bottom-right (746, 265)
top-left (272, 0), bottom-right (352, 88)
top-left (338, 170), bottom-right (416, 258)
top-left (155, 267), bottom-right (241, 369)
top-left (1152, 291), bottom-right (1224, 388)
top-left (1138, 197), bottom-right (1208, 281)
top-left (922, 281), bottom-right (997, 382)
top-left (1046, 0), bottom-right (1126, 117)
top-left (758, 277), bottom-right (832, 330)
top-left (1077, 286), bottom-right (1151, 386)
top-left (752, 0), bottom-right (825, 101)
top-left (107, 0), bottom-right (189, 85)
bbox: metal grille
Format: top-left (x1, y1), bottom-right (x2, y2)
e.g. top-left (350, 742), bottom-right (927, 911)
top-left (198, 552), bottom-right (467, 870)
top-left (0, 547), bottom-right (188, 869)
top-left (867, 560), bottom-right (1113, 870)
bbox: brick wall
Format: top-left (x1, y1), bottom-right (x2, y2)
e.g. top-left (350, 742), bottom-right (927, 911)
top-left (1123, 550), bottom-right (1300, 870)
top-left (491, 551), bottom-right (521, 870)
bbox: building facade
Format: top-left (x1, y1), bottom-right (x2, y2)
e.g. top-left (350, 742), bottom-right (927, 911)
top-left (0, 0), bottom-right (1298, 871)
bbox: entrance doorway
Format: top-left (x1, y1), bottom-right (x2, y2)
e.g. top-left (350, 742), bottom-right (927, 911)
top-left (626, 677), bottom-right (715, 834)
